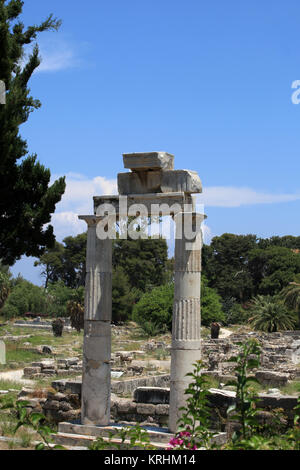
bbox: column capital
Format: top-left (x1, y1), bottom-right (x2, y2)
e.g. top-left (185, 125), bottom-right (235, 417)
top-left (78, 215), bottom-right (105, 227)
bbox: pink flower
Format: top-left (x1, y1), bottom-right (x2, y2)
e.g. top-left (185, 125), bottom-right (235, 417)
top-left (179, 431), bottom-right (191, 437)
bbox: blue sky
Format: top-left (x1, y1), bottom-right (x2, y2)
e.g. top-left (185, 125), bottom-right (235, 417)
top-left (10, 0), bottom-right (300, 284)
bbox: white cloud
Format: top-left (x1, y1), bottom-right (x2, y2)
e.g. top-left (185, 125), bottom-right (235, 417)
top-left (21, 36), bottom-right (83, 74)
top-left (50, 173), bottom-right (117, 240)
top-left (202, 223), bottom-right (213, 244)
top-left (197, 186), bottom-right (300, 208)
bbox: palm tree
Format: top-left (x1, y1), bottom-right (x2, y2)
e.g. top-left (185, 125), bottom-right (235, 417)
top-left (281, 276), bottom-right (300, 329)
top-left (248, 295), bottom-right (297, 333)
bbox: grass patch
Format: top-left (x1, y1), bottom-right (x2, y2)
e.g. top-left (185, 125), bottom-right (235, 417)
top-left (1, 343), bottom-right (42, 366)
top-left (0, 379), bottom-right (22, 392)
top-left (280, 381), bottom-right (300, 396)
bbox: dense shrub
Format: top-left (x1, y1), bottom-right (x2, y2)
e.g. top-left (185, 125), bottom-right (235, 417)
top-left (45, 282), bottom-right (75, 317)
top-left (132, 283), bottom-right (173, 335)
top-left (52, 319), bottom-right (64, 337)
top-left (1, 279), bottom-right (47, 318)
top-left (201, 277), bottom-right (225, 326)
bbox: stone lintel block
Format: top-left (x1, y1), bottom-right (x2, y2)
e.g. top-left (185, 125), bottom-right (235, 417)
top-left (123, 152), bottom-right (174, 171)
top-left (161, 170), bottom-right (202, 194)
top-left (117, 170), bottom-right (202, 195)
top-left (94, 193), bottom-right (195, 217)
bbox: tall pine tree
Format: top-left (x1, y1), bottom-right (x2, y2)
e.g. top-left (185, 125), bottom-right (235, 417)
top-left (0, 0), bottom-right (66, 265)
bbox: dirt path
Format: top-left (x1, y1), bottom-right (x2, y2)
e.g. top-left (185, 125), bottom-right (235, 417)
top-left (219, 328), bottom-right (233, 339)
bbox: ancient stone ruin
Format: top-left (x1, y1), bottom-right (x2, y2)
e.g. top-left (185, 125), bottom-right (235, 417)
top-left (78, 152), bottom-right (204, 432)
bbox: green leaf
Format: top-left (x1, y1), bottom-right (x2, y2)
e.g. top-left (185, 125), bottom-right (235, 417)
top-left (35, 442), bottom-right (45, 451)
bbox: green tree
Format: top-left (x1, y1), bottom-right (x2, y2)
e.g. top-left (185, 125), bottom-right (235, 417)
top-left (281, 274), bottom-right (300, 328)
top-left (0, 270), bottom-right (10, 310)
top-left (112, 237), bottom-right (169, 292)
top-left (203, 234), bottom-right (257, 302)
top-left (34, 241), bottom-right (65, 288)
top-left (67, 287), bottom-right (85, 332)
top-left (248, 246), bottom-right (300, 296)
top-left (0, 0), bottom-right (65, 265)
top-left (1, 278), bottom-right (47, 318)
top-left (112, 266), bottom-right (139, 323)
top-left (248, 295), bottom-right (297, 333)
top-left (45, 281), bottom-right (75, 318)
top-left (201, 276), bottom-right (225, 326)
top-left (34, 234), bottom-right (87, 289)
top-left (132, 283), bottom-right (174, 335)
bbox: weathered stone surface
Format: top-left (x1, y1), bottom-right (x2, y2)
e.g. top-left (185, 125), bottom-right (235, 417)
top-left (44, 400), bottom-right (60, 411)
top-left (155, 404), bottom-right (169, 416)
top-left (255, 370), bottom-right (289, 386)
top-left (117, 400), bottom-right (137, 414)
top-left (118, 170), bottom-right (202, 195)
top-left (169, 212), bottom-right (203, 433)
top-left (23, 366), bottom-right (41, 377)
top-left (123, 152), bottom-right (174, 171)
top-left (136, 403), bottom-right (156, 415)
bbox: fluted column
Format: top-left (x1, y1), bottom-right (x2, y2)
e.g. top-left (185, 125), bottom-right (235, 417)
top-left (169, 212), bottom-right (204, 433)
top-left (79, 215), bottom-right (112, 425)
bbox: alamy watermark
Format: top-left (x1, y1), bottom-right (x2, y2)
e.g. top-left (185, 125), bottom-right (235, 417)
top-left (0, 80), bottom-right (6, 105)
top-left (93, 198), bottom-right (206, 250)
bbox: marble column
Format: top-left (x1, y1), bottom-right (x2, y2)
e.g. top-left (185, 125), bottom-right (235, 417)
top-left (169, 212), bottom-right (204, 433)
top-left (79, 216), bottom-right (112, 425)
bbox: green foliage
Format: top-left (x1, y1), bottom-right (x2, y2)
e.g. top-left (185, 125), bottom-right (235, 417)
top-left (1, 278), bottom-right (47, 318)
top-left (45, 281), bottom-right (75, 318)
top-left (248, 295), bottom-right (297, 332)
top-left (5, 400), bottom-right (64, 450)
top-left (172, 361), bottom-right (213, 450)
top-left (0, 270), bottom-right (10, 309)
top-left (132, 283), bottom-right (173, 335)
top-left (201, 276), bottom-right (225, 326)
top-left (203, 234), bottom-right (300, 306)
top-left (203, 234), bottom-right (257, 302)
top-left (0, 0), bottom-right (66, 265)
top-left (226, 340), bottom-right (261, 442)
top-left (112, 266), bottom-right (139, 323)
top-left (34, 233), bottom-right (87, 289)
top-left (112, 238), bottom-right (169, 292)
top-left (67, 287), bottom-right (84, 332)
top-left (248, 246), bottom-right (300, 296)
top-left (51, 319), bottom-right (64, 337)
top-left (223, 299), bottom-right (248, 325)
top-left (281, 274), bottom-right (300, 328)
top-left (89, 424), bottom-right (154, 450)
